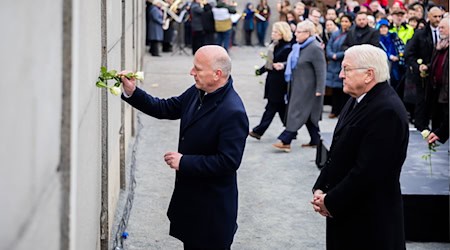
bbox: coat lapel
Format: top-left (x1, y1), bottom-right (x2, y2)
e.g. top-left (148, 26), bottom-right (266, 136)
top-left (334, 82), bottom-right (388, 135)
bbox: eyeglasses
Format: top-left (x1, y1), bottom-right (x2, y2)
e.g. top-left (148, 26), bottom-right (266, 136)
top-left (296, 30), bottom-right (309, 33)
top-left (310, 15), bottom-right (321, 18)
top-left (341, 67), bottom-right (369, 76)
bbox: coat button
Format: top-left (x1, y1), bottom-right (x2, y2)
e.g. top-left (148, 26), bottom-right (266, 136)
top-left (181, 137), bottom-right (184, 141)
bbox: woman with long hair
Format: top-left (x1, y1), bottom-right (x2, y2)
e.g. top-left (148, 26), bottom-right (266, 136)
top-left (249, 22), bottom-right (293, 140)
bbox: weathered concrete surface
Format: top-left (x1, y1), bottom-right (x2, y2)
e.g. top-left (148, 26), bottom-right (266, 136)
top-left (123, 46), bottom-right (450, 250)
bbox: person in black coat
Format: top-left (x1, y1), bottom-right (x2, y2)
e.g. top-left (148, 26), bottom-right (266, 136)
top-left (249, 22), bottom-right (292, 140)
top-left (202, 1), bottom-right (216, 45)
top-left (120, 45), bottom-right (249, 249)
top-left (404, 7), bottom-right (444, 131)
top-left (424, 17), bottom-right (449, 144)
top-left (312, 44), bottom-right (409, 250)
top-left (190, 0), bottom-right (205, 55)
top-left (341, 12), bottom-right (379, 50)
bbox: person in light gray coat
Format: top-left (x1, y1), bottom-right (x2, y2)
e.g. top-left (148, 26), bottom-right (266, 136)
top-left (273, 21), bottom-right (326, 152)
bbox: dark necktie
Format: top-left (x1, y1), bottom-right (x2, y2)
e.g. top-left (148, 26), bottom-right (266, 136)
top-left (434, 30), bottom-right (439, 45)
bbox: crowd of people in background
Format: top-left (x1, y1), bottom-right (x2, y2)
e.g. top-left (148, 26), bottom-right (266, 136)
top-left (145, 0), bottom-right (449, 147)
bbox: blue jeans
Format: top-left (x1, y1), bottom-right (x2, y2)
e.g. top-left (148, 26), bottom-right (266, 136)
top-left (256, 21), bottom-right (269, 46)
top-left (216, 29), bottom-right (232, 51)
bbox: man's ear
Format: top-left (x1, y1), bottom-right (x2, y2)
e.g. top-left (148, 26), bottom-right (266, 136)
top-left (365, 69), bottom-right (375, 84)
top-left (214, 69), bottom-right (223, 80)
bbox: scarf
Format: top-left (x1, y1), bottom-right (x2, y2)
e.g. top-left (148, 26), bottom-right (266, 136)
top-left (284, 36), bottom-right (316, 83)
top-left (264, 40), bottom-right (278, 70)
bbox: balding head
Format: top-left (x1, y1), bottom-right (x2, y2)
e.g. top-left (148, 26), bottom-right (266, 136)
top-left (428, 6), bottom-right (444, 28)
top-left (191, 45), bottom-right (232, 93)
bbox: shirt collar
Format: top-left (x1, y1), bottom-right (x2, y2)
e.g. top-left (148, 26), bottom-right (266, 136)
top-left (356, 93), bottom-right (367, 103)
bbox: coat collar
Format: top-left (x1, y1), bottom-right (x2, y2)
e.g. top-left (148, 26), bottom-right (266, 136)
top-left (181, 77), bottom-right (233, 135)
top-left (334, 81), bottom-right (389, 134)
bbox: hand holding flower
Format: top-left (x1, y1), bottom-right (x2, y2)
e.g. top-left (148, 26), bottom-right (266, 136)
top-left (421, 129), bottom-right (440, 175)
top-left (427, 132), bottom-right (440, 144)
top-left (417, 59), bottom-right (428, 78)
top-left (419, 64), bottom-right (428, 72)
top-left (96, 67), bottom-right (144, 96)
top-left (118, 70), bottom-right (137, 96)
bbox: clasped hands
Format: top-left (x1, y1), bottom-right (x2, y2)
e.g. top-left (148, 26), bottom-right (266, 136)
top-left (311, 189), bottom-right (332, 217)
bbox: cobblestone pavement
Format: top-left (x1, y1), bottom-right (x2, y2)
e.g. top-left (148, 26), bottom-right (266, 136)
top-left (123, 46), bottom-right (449, 250)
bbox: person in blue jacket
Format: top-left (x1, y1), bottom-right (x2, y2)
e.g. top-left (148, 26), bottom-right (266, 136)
top-left (120, 45), bottom-right (249, 249)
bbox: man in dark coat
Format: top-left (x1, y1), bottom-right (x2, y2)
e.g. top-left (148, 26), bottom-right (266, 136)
top-left (425, 16), bottom-right (449, 144)
top-left (120, 45), bottom-right (249, 249)
top-left (405, 7), bottom-right (444, 131)
top-left (312, 44), bottom-right (409, 250)
top-left (341, 12), bottom-right (379, 50)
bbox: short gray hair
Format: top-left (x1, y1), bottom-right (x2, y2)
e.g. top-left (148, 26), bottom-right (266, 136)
top-left (345, 44), bottom-right (390, 83)
top-left (211, 51), bottom-right (232, 78)
top-left (297, 20), bottom-right (316, 35)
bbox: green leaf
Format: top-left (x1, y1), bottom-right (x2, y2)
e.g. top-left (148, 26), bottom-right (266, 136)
top-left (109, 70), bottom-right (117, 77)
top-left (96, 80), bottom-right (108, 88)
top-left (114, 81), bottom-right (121, 87)
top-left (101, 66), bottom-right (107, 74)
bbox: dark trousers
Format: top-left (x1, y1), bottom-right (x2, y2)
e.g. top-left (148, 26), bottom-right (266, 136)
top-left (252, 101), bottom-right (286, 136)
top-left (429, 86), bottom-right (444, 131)
top-left (278, 118), bottom-right (320, 145)
top-left (414, 80), bottom-right (430, 131)
top-left (192, 31), bottom-right (205, 55)
top-left (149, 40), bottom-right (161, 56)
top-left (330, 88), bottom-right (349, 116)
top-left (204, 32), bottom-right (215, 45)
top-left (184, 245), bottom-right (230, 250)
top-left (245, 30), bottom-right (253, 45)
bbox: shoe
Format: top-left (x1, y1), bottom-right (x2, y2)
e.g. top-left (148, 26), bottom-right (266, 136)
top-left (249, 131), bottom-right (261, 140)
top-left (301, 143), bottom-right (318, 148)
top-left (272, 141), bottom-right (291, 152)
top-left (328, 113), bottom-right (337, 119)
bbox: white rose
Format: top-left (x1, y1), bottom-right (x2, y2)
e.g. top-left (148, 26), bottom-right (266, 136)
top-left (110, 86), bottom-right (122, 96)
top-left (421, 129), bottom-right (430, 139)
top-left (417, 59), bottom-right (423, 65)
top-left (134, 71), bottom-right (144, 81)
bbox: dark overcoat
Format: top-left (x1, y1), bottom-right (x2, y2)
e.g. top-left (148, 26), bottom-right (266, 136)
top-left (313, 82), bottom-right (409, 250)
top-left (258, 40), bottom-right (292, 103)
top-left (122, 78), bottom-right (249, 248)
top-left (341, 25), bottom-right (379, 50)
top-left (404, 22), bottom-right (435, 83)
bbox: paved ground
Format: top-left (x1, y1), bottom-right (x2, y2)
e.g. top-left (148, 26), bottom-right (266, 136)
top-left (123, 46), bottom-right (449, 249)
